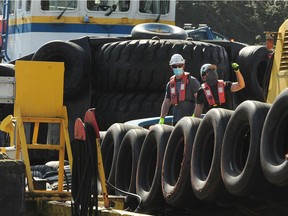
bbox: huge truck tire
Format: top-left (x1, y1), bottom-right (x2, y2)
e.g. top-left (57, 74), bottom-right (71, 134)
top-left (100, 123), bottom-right (141, 193)
top-left (92, 92), bottom-right (165, 130)
top-left (260, 88), bottom-right (288, 187)
top-left (234, 45), bottom-right (270, 102)
top-left (131, 23), bottom-right (188, 40)
top-left (115, 128), bottom-right (148, 194)
top-left (32, 40), bottom-right (91, 101)
top-left (136, 124), bottom-right (174, 210)
top-left (93, 39), bottom-right (229, 92)
top-left (221, 100), bottom-right (272, 196)
top-left (162, 117), bottom-right (202, 209)
top-left (191, 108), bottom-right (234, 202)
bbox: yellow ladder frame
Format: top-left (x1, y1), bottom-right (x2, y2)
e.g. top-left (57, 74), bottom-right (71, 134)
top-left (12, 60), bottom-right (73, 196)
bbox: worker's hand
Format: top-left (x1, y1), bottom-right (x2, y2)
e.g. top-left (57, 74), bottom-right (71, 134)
top-left (159, 117), bottom-right (164, 124)
top-left (232, 63), bottom-right (239, 71)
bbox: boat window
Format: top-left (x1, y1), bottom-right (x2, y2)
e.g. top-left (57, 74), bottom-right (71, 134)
top-left (87, 0), bottom-right (130, 12)
top-left (18, 0), bottom-right (22, 9)
top-left (41, 0), bottom-right (77, 11)
top-left (26, 0), bottom-right (31, 11)
top-left (9, 0), bottom-right (15, 14)
top-left (139, 0), bottom-right (169, 14)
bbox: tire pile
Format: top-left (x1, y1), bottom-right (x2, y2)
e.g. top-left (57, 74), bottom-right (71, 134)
top-left (100, 92), bottom-right (288, 215)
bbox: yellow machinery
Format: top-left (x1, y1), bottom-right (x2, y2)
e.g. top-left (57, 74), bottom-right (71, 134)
top-left (266, 19), bottom-right (288, 103)
top-left (0, 60), bottom-right (73, 198)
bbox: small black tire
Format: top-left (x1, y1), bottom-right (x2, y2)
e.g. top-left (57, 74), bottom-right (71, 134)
top-left (221, 100), bottom-right (271, 196)
top-left (161, 117), bottom-right (202, 208)
top-left (235, 45), bottom-right (270, 102)
top-left (136, 124), bottom-right (174, 209)
top-left (131, 23), bottom-right (188, 40)
top-left (115, 128), bottom-right (149, 193)
top-left (260, 88), bottom-right (288, 187)
top-left (100, 123), bottom-right (141, 191)
top-left (0, 63), bottom-right (15, 76)
top-left (191, 108), bottom-right (234, 202)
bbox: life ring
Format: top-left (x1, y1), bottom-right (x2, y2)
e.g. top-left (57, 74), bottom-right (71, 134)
top-left (131, 23), bottom-right (188, 40)
top-left (191, 108), bottom-right (234, 202)
top-left (136, 124), bottom-right (174, 209)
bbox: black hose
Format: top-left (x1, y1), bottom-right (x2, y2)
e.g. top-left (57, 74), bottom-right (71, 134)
top-left (105, 180), bottom-right (142, 213)
top-left (71, 121), bottom-right (142, 214)
top-left (71, 123), bottom-right (98, 216)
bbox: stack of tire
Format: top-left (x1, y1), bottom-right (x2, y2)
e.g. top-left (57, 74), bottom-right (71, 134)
top-left (91, 37), bottom-right (230, 130)
top-left (100, 90), bottom-right (288, 214)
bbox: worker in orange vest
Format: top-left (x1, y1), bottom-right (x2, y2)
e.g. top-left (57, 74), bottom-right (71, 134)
top-left (194, 63), bottom-right (245, 118)
top-left (159, 54), bottom-right (200, 126)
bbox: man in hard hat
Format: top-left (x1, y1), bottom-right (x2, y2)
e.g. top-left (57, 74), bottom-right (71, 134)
top-left (158, 54), bottom-right (200, 126)
top-left (266, 34), bottom-right (274, 51)
top-left (194, 63), bottom-right (245, 118)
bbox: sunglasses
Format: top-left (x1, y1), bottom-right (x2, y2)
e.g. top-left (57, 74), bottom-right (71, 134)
top-left (172, 64), bottom-right (183, 68)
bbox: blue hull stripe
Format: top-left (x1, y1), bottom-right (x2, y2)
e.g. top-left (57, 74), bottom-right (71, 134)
top-left (8, 23), bottom-right (134, 35)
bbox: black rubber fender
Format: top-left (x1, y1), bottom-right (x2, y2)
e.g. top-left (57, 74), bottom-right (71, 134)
top-left (260, 88), bottom-right (288, 187)
top-left (131, 23), bottom-right (188, 40)
top-left (161, 117), bottom-right (202, 208)
top-left (235, 45), bottom-right (270, 102)
top-left (115, 128), bottom-right (149, 194)
top-left (191, 108), bottom-right (234, 202)
top-left (32, 40), bottom-right (91, 101)
top-left (136, 124), bottom-right (174, 210)
top-left (221, 100), bottom-right (271, 196)
top-left (0, 63), bottom-right (15, 76)
top-left (100, 123), bottom-right (141, 191)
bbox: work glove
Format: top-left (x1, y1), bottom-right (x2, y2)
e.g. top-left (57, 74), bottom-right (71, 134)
top-left (232, 63), bottom-right (239, 71)
top-left (159, 117), bottom-right (164, 124)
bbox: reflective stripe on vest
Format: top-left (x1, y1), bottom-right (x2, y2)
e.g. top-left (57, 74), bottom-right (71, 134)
top-left (202, 80), bottom-right (225, 106)
top-left (170, 73), bottom-right (189, 106)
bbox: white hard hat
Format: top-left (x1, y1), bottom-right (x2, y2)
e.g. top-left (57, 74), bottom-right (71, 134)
top-left (169, 54), bottom-right (185, 65)
top-left (200, 63), bottom-right (217, 77)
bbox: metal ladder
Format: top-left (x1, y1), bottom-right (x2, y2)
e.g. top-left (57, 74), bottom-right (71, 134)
top-left (1, 0), bottom-right (10, 61)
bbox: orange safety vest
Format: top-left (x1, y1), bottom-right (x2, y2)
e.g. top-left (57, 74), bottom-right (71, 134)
top-left (169, 72), bottom-right (189, 106)
top-left (202, 80), bottom-right (226, 106)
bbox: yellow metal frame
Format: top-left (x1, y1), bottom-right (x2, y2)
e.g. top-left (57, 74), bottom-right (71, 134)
top-left (267, 19), bottom-right (288, 103)
top-left (4, 60), bottom-right (73, 197)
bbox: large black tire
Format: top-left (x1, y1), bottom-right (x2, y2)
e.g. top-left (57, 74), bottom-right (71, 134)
top-left (100, 123), bottom-right (141, 191)
top-left (93, 39), bottom-right (229, 92)
top-left (136, 124), bottom-right (174, 210)
top-left (92, 92), bottom-right (165, 130)
top-left (131, 23), bottom-right (188, 40)
top-left (235, 45), bottom-right (270, 102)
top-left (221, 100), bottom-right (271, 196)
top-left (260, 88), bottom-right (288, 187)
top-left (115, 128), bottom-right (148, 194)
top-left (32, 40), bottom-right (91, 100)
top-left (161, 117), bottom-right (202, 209)
top-left (191, 108), bottom-right (234, 202)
